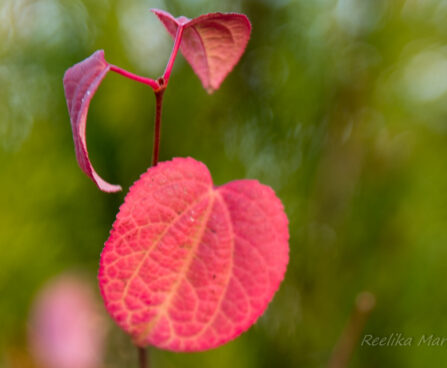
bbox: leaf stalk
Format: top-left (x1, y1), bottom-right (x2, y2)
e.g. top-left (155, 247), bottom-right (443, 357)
top-left (110, 65), bottom-right (159, 90)
top-left (163, 26), bottom-right (185, 84)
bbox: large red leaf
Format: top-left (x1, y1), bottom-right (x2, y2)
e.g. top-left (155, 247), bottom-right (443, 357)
top-left (152, 9), bottom-right (251, 93)
top-left (98, 157), bottom-right (289, 351)
top-left (63, 50), bottom-right (121, 193)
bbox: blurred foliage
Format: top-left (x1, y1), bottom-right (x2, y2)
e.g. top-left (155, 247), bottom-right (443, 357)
top-left (1, 0), bottom-right (447, 367)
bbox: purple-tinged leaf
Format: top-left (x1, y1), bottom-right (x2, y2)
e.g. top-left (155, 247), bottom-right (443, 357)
top-left (63, 50), bottom-right (121, 193)
top-left (152, 9), bottom-right (251, 93)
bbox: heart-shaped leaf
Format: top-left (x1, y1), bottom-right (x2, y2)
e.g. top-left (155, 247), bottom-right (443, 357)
top-left (63, 50), bottom-right (121, 193)
top-left (152, 9), bottom-right (251, 93)
top-left (98, 157), bottom-right (289, 351)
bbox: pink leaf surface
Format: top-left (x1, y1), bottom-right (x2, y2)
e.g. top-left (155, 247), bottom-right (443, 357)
top-left (63, 50), bottom-right (121, 192)
top-left (152, 9), bottom-right (251, 93)
top-left (99, 157), bottom-right (289, 351)
top-left (29, 274), bottom-right (107, 368)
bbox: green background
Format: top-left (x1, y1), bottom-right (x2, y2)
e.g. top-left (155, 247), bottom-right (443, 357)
top-left (1, 0), bottom-right (447, 366)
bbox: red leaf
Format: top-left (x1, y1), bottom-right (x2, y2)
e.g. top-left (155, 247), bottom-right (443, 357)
top-left (63, 50), bottom-right (121, 193)
top-left (152, 9), bottom-right (251, 93)
top-left (98, 157), bottom-right (289, 351)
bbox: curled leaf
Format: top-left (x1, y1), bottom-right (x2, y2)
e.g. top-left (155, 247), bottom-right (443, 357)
top-left (152, 9), bottom-right (251, 93)
top-left (63, 50), bottom-right (121, 192)
top-left (99, 157), bottom-right (289, 351)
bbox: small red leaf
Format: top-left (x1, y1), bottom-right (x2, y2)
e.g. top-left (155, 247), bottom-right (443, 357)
top-left (152, 9), bottom-right (251, 93)
top-left (99, 157), bottom-right (289, 351)
top-left (63, 50), bottom-right (121, 193)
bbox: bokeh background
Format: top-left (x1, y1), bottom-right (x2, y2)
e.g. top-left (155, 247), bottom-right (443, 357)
top-left (1, 0), bottom-right (447, 367)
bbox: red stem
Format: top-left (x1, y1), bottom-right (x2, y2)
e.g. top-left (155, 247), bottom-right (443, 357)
top-left (138, 347), bottom-right (148, 368)
top-left (110, 65), bottom-right (159, 90)
top-left (150, 25), bottom-right (184, 165)
top-left (152, 89), bottom-right (165, 166)
top-left (111, 24), bottom-right (185, 169)
top-left (163, 26), bottom-right (185, 83)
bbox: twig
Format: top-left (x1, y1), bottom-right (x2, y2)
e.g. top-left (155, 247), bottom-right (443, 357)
top-left (328, 291), bottom-right (376, 368)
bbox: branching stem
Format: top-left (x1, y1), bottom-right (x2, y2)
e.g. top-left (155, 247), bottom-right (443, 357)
top-left (111, 24), bottom-right (184, 168)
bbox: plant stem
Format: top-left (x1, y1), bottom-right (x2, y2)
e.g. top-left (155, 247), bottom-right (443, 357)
top-left (163, 26), bottom-right (185, 84)
top-left (152, 89), bottom-right (165, 166)
top-left (111, 24), bottom-right (184, 168)
top-left (138, 347), bottom-right (148, 368)
top-left (110, 65), bottom-right (159, 90)
top-left (328, 291), bottom-right (376, 368)
top-left (150, 24), bottom-right (184, 166)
